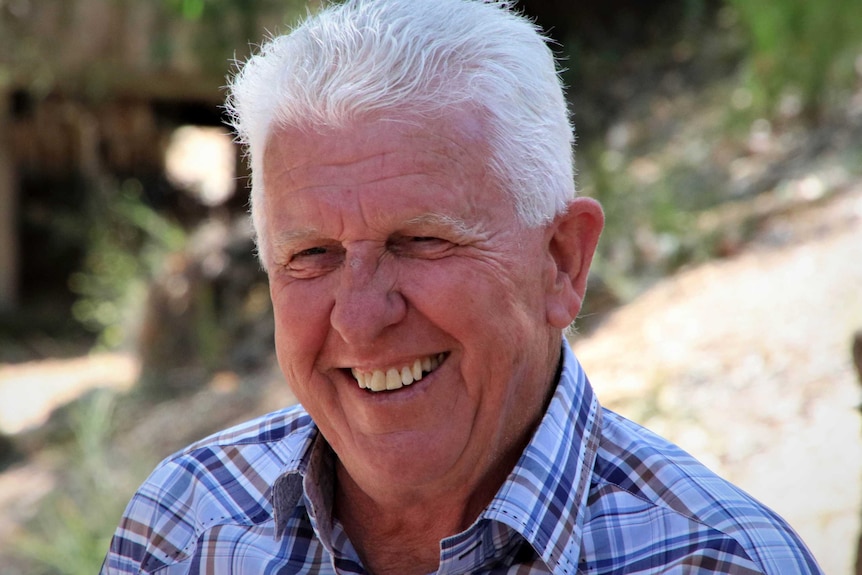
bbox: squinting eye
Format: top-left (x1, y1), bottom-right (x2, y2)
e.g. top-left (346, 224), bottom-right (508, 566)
top-left (285, 245), bottom-right (344, 278)
top-left (296, 246), bottom-right (329, 256)
top-left (390, 235), bottom-right (455, 258)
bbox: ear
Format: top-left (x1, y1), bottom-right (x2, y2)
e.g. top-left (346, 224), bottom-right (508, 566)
top-left (544, 197), bottom-right (604, 330)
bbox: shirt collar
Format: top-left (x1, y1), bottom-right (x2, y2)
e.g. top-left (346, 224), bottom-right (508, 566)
top-left (271, 340), bottom-right (602, 574)
top-left (482, 340), bottom-right (602, 574)
top-left (271, 427), bottom-right (332, 542)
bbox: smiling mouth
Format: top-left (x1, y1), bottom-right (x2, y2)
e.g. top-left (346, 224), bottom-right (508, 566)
top-left (349, 353), bottom-right (447, 392)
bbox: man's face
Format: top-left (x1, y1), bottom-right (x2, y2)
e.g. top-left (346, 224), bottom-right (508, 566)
top-left (261, 109), bottom-right (570, 503)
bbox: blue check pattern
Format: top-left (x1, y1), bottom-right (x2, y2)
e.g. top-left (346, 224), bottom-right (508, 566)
top-left (101, 342), bottom-right (823, 574)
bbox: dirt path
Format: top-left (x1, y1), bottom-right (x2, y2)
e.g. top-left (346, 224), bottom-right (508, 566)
top-left (573, 186), bottom-right (862, 574)
top-left (0, 353), bottom-right (139, 434)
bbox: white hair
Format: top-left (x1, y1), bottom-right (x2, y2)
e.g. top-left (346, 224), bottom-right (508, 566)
top-left (226, 0), bottom-right (576, 264)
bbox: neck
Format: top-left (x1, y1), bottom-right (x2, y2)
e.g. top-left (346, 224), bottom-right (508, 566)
top-left (333, 456), bottom-right (506, 575)
top-left (332, 407), bottom-right (545, 575)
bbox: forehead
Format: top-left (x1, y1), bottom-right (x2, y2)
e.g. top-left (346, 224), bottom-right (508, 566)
top-left (265, 109), bottom-right (488, 181)
top-left (261, 110), bottom-right (515, 236)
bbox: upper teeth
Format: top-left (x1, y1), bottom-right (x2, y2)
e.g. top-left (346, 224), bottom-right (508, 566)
top-left (351, 354), bottom-right (444, 392)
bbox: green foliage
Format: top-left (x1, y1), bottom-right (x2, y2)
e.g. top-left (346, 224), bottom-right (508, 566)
top-left (10, 391), bottom-right (150, 575)
top-left (581, 137), bottom-right (726, 295)
top-left (169, 0), bottom-right (206, 21)
top-left (163, 0), bottom-right (315, 21)
top-left (69, 179), bottom-right (186, 349)
top-left (155, 0), bottom-right (316, 73)
top-left (727, 0), bottom-right (862, 119)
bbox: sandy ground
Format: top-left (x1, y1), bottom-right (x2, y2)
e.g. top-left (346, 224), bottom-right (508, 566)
top-left (573, 186), bottom-right (862, 574)
top-left (0, 353), bottom-right (139, 435)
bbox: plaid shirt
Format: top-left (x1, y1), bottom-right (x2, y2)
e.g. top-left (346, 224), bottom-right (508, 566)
top-left (101, 342), bottom-right (823, 574)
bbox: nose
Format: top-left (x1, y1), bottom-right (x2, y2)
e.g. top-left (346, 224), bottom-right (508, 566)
top-left (330, 245), bottom-right (407, 344)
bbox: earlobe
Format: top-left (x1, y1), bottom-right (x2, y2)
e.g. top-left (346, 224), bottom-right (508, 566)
top-left (545, 197), bottom-right (604, 330)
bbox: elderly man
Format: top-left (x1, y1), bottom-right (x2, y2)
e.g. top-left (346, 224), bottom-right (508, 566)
top-left (102, 1), bottom-right (823, 574)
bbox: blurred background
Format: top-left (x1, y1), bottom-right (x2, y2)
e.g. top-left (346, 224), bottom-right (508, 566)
top-left (1, 0), bottom-right (861, 573)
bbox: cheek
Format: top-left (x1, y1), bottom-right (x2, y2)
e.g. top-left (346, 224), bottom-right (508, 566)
top-left (270, 279), bottom-right (333, 366)
top-left (405, 257), bottom-right (543, 349)
top-left (401, 262), bottom-right (485, 325)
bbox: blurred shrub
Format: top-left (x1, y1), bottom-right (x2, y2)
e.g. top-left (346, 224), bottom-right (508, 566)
top-left (727, 0), bottom-right (862, 119)
top-left (10, 391), bottom-right (152, 575)
top-left (69, 179), bottom-right (186, 349)
top-left (156, 0), bottom-right (315, 74)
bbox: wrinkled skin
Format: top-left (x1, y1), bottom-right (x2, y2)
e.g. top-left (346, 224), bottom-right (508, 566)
top-left (260, 108), bottom-right (603, 573)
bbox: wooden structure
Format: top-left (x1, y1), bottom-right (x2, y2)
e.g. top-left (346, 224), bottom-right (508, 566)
top-left (0, 0), bottom-right (299, 315)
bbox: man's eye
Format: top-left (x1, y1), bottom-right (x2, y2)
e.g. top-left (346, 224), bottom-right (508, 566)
top-left (285, 246), bottom-right (343, 277)
top-left (390, 235), bottom-right (454, 258)
top-left (296, 246), bottom-right (329, 257)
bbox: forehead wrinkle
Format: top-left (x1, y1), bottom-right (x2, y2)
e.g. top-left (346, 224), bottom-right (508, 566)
top-left (265, 141), bottom-right (395, 189)
top-left (266, 119), bottom-right (490, 197)
top-left (283, 161), bottom-right (436, 192)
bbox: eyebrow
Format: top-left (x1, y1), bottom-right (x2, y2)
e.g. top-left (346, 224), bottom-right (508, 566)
top-left (269, 212), bottom-right (479, 252)
top-left (403, 213), bottom-right (477, 237)
top-left (273, 228), bottom-right (322, 243)
top-left (269, 228), bottom-right (324, 256)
